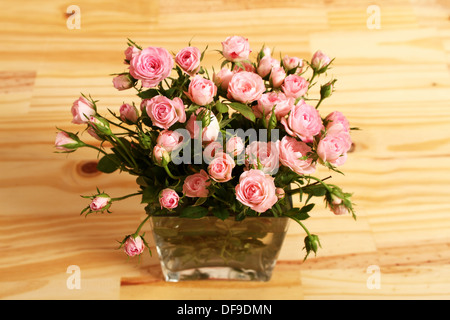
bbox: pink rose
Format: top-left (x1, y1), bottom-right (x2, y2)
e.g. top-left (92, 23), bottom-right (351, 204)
top-left (186, 108), bottom-right (220, 144)
top-left (152, 144), bottom-right (171, 166)
top-left (276, 188), bottom-right (285, 200)
top-left (221, 36), bottom-right (251, 62)
top-left (55, 132), bottom-right (78, 151)
top-left (175, 46), bottom-right (201, 75)
top-left (227, 71), bottom-right (265, 104)
top-left (324, 111), bottom-right (350, 133)
top-left (156, 130), bottom-right (184, 152)
top-left (90, 195), bottom-right (111, 211)
top-left (183, 169), bottom-right (211, 198)
top-left (112, 74), bottom-right (134, 91)
top-left (281, 100), bottom-right (323, 143)
top-left (124, 46), bottom-right (140, 62)
top-left (233, 61), bottom-right (255, 73)
top-left (278, 136), bottom-right (316, 175)
top-left (282, 55), bottom-right (303, 71)
top-left (129, 46), bottom-right (174, 88)
top-left (213, 68), bottom-right (234, 91)
top-left (159, 188), bottom-right (180, 210)
top-left (187, 75), bottom-right (217, 106)
top-left (71, 96), bottom-right (96, 124)
top-left (281, 75), bottom-right (309, 99)
top-left (269, 66), bottom-right (286, 88)
top-left (123, 236), bottom-right (145, 257)
top-left (235, 169), bottom-right (278, 213)
top-left (119, 103), bottom-right (138, 123)
top-left (203, 141), bottom-right (224, 164)
top-left (311, 50), bottom-right (331, 72)
top-left (245, 141), bottom-right (280, 175)
top-left (257, 56), bottom-right (280, 78)
top-left (253, 92), bottom-right (293, 120)
top-left (87, 126), bottom-right (102, 141)
top-left (317, 131), bottom-right (352, 167)
top-left (226, 136), bottom-right (245, 157)
top-left (207, 152), bottom-right (235, 183)
top-left (144, 95), bottom-right (186, 129)
top-left (331, 203), bottom-right (349, 215)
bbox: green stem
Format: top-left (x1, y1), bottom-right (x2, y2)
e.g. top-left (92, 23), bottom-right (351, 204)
top-left (308, 71), bottom-right (317, 89)
top-left (211, 193), bottom-right (229, 205)
top-left (289, 215), bottom-right (311, 238)
top-left (164, 165), bottom-right (182, 180)
top-left (84, 144), bottom-right (107, 155)
top-left (133, 215), bottom-right (151, 237)
top-left (105, 118), bottom-right (137, 134)
top-left (111, 192), bottom-right (141, 202)
top-left (306, 175), bottom-right (333, 192)
top-left (104, 136), bottom-right (134, 168)
top-left (111, 133), bottom-right (139, 169)
top-left (315, 98), bottom-right (323, 109)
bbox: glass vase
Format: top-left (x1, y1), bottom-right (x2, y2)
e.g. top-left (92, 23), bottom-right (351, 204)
top-left (150, 212), bottom-right (290, 282)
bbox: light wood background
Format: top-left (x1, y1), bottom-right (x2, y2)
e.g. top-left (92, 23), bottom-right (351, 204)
top-left (1, 0), bottom-right (449, 300)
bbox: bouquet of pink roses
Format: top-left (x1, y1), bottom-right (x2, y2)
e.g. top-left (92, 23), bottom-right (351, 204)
top-left (55, 36), bottom-right (356, 261)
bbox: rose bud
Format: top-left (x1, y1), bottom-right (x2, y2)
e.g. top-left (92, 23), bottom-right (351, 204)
top-left (112, 74), bottom-right (134, 91)
top-left (124, 46), bottom-right (140, 63)
top-left (175, 46), bottom-right (201, 76)
top-left (331, 203), bottom-right (349, 216)
top-left (269, 66), bottom-right (286, 88)
top-left (304, 234), bottom-right (321, 259)
top-left (257, 56), bottom-right (280, 78)
top-left (119, 103), bottom-right (139, 124)
top-left (152, 144), bottom-right (171, 167)
top-left (88, 116), bottom-right (112, 136)
top-left (86, 126), bottom-right (102, 141)
top-left (186, 108), bottom-right (221, 144)
top-left (71, 96), bottom-right (96, 124)
top-left (282, 55), bottom-right (303, 73)
top-left (156, 130), bottom-right (184, 152)
top-left (276, 188), bottom-right (285, 200)
top-left (159, 188), bottom-right (180, 210)
top-left (221, 36), bottom-right (251, 62)
top-left (213, 68), bottom-right (234, 91)
top-left (89, 194), bottom-right (111, 212)
top-left (320, 79), bottom-right (337, 100)
top-left (311, 50), bottom-right (332, 74)
top-left (138, 131), bottom-right (153, 150)
top-left (123, 235), bottom-right (145, 257)
top-left (54, 131), bottom-right (84, 152)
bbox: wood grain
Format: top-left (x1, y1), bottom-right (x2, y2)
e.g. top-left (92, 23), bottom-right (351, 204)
top-left (1, 0), bottom-right (449, 300)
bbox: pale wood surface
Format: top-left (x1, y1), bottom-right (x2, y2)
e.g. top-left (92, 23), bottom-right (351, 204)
top-left (1, 0), bottom-right (449, 300)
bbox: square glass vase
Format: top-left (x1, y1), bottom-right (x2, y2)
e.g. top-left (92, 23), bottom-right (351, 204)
top-left (150, 214), bottom-right (290, 282)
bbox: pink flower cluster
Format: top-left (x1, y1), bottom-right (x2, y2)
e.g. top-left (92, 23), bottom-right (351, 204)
top-left (58, 36), bottom-right (355, 260)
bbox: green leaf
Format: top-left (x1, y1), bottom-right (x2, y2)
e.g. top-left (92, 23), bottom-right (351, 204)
top-left (284, 203), bottom-right (315, 220)
top-left (137, 89), bottom-right (160, 100)
top-left (193, 197), bottom-right (207, 207)
top-left (213, 208), bottom-right (229, 221)
top-left (141, 185), bottom-right (159, 204)
top-left (303, 184), bottom-right (328, 197)
top-left (180, 206), bottom-right (208, 219)
top-left (97, 154), bottom-right (120, 173)
top-left (228, 102), bottom-right (256, 122)
top-left (215, 100), bottom-right (229, 113)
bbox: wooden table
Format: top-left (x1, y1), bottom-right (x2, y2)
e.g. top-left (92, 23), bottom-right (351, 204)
top-left (0, 0), bottom-right (449, 300)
